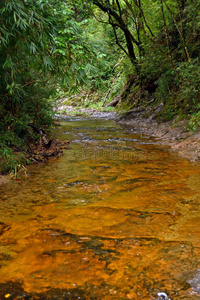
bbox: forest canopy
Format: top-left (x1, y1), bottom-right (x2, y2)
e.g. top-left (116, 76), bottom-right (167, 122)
top-left (0, 0), bottom-right (200, 172)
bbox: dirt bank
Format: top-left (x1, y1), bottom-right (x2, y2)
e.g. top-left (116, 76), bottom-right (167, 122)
top-left (117, 107), bottom-right (200, 162)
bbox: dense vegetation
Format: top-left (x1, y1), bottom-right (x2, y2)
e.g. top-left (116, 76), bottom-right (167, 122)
top-left (90, 0), bottom-right (200, 117)
top-left (0, 0), bottom-right (200, 172)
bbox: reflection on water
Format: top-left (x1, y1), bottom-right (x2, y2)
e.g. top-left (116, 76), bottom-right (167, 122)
top-left (1, 115), bottom-right (200, 299)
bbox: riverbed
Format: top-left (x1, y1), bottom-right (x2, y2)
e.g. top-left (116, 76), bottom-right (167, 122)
top-left (0, 115), bottom-right (200, 299)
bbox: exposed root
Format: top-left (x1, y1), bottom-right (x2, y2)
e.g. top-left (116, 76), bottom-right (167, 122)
top-left (28, 138), bottom-right (70, 163)
top-left (28, 123), bottom-right (70, 163)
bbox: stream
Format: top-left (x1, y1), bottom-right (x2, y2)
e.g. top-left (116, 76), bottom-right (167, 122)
top-left (1, 114), bottom-right (200, 299)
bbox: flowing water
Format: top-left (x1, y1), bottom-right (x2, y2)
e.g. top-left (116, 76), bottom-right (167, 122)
top-left (1, 114), bottom-right (200, 299)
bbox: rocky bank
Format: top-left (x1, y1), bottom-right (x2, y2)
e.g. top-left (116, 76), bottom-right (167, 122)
top-left (117, 106), bottom-right (200, 163)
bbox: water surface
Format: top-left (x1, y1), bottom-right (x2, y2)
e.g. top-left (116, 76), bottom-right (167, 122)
top-left (1, 115), bottom-right (200, 299)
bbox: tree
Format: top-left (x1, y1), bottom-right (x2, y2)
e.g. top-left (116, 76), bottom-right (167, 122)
top-left (89, 0), bottom-right (199, 116)
top-left (92, 0), bottom-right (142, 74)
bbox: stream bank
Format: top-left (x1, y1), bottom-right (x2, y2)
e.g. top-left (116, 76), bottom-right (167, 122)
top-left (117, 106), bottom-right (200, 162)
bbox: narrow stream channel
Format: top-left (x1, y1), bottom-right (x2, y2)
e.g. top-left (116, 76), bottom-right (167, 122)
top-left (1, 114), bottom-right (200, 299)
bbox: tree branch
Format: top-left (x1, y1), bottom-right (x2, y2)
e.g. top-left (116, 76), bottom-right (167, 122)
top-left (93, 0), bottom-right (140, 73)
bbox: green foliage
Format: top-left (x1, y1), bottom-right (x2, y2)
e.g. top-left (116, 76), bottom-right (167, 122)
top-left (85, 0), bottom-right (199, 121)
top-left (1, 0), bottom-right (200, 175)
top-left (176, 60), bottom-right (200, 106)
top-left (0, 141), bottom-right (27, 174)
top-left (55, 6), bottom-right (124, 106)
top-left (0, 0), bottom-right (57, 172)
top-left (188, 110), bottom-right (200, 132)
top-left (0, 0), bottom-right (94, 169)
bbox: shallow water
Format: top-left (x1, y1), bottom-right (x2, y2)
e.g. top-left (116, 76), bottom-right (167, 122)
top-left (1, 115), bottom-right (200, 299)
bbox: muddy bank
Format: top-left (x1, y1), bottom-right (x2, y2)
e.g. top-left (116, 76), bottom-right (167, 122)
top-left (117, 107), bottom-right (200, 162)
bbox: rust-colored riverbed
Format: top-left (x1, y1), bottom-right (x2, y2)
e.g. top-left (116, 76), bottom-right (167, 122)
top-left (1, 115), bottom-right (200, 299)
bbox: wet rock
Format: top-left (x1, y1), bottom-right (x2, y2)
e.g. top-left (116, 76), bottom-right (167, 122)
top-left (0, 282), bottom-right (30, 300)
top-left (157, 292), bottom-right (171, 300)
top-left (187, 269), bottom-right (200, 292)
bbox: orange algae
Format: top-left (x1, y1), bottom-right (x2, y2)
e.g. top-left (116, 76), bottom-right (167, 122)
top-left (0, 117), bottom-right (200, 299)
